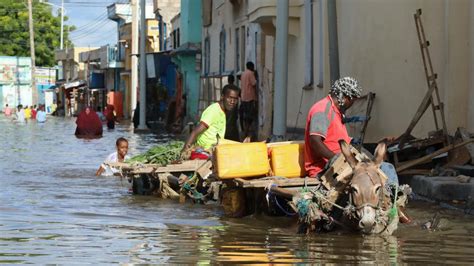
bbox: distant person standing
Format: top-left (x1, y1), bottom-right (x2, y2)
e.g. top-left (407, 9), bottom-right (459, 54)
top-left (96, 106), bottom-right (106, 122)
top-left (24, 105), bottom-right (31, 119)
top-left (240, 61), bottom-right (257, 141)
top-left (223, 74), bottom-right (241, 141)
top-left (3, 104), bottom-right (12, 116)
top-left (36, 105), bottom-right (47, 123)
top-left (31, 105), bottom-right (37, 119)
top-left (50, 101), bottom-right (57, 115)
top-left (15, 105), bottom-right (25, 123)
top-left (104, 104), bottom-right (116, 129)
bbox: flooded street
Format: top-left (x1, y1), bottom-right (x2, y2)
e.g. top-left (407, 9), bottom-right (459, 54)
top-left (1, 116), bottom-right (474, 264)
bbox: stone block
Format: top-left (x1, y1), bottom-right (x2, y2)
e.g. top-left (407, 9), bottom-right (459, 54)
top-left (450, 165), bottom-right (474, 177)
top-left (410, 175), bottom-right (474, 206)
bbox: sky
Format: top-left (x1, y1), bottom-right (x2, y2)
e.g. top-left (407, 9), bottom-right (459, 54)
top-left (47, 0), bottom-right (125, 48)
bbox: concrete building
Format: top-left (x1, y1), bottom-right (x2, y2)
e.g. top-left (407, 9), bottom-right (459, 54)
top-left (336, 0), bottom-right (474, 141)
top-left (201, 0), bottom-right (308, 139)
top-left (0, 56), bottom-right (32, 108)
top-left (201, 0), bottom-right (474, 142)
top-left (153, 0), bottom-right (181, 51)
top-left (78, 44), bottom-right (125, 112)
top-left (54, 47), bottom-right (92, 83)
top-left (170, 0), bottom-right (203, 121)
top-left (108, 2), bottom-right (159, 117)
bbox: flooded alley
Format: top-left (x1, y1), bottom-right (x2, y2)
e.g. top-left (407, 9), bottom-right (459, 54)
top-left (1, 117), bottom-right (474, 264)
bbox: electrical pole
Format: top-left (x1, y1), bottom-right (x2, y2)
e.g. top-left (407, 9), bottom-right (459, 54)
top-left (60, 0), bottom-right (64, 49)
top-left (28, 0), bottom-right (38, 106)
top-left (138, 0), bottom-right (147, 130)
top-left (131, 0), bottom-right (138, 119)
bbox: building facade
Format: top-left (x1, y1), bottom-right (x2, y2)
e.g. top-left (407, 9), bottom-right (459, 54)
top-left (153, 0), bottom-right (181, 51)
top-left (198, 0), bottom-right (474, 142)
top-left (0, 56), bottom-right (32, 108)
top-left (170, 0), bottom-right (203, 121)
top-left (54, 47), bottom-right (92, 83)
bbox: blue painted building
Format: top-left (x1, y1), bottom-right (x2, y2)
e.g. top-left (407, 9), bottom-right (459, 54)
top-left (171, 0), bottom-right (202, 121)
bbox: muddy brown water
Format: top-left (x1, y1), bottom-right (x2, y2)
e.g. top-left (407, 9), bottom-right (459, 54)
top-left (1, 116), bottom-right (473, 264)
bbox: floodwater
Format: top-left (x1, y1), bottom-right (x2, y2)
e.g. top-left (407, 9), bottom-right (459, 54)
top-left (1, 116), bottom-right (473, 264)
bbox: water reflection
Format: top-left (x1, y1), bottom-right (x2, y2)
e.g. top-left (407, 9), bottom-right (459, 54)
top-left (0, 116), bottom-right (473, 263)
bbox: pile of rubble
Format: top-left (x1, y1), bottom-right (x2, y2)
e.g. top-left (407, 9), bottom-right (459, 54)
top-left (387, 128), bottom-right (474, 212)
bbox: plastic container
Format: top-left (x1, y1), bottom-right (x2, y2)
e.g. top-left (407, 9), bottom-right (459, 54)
top-left (268, 143), bottom-right (306, 178)
top-left (215, 142), bottom-right (270, 179)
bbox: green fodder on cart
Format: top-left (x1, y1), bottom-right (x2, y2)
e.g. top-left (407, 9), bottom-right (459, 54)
top-left (126, 141), bottom-right (184, 166)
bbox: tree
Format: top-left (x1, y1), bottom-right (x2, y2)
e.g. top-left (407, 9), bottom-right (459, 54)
top-left (0, 0), bottom-right (76, 67)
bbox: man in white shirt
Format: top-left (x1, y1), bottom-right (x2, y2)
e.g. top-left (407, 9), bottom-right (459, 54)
top-left (36, 105), bottom-right (47, 123)
top-left (15, 105), bottom-right (25, 123)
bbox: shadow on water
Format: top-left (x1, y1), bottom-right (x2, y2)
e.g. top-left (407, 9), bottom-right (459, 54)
top-left (0, 116), bottom-right (473, 263)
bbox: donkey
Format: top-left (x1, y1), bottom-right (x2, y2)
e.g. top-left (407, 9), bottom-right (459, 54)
top-left (339, 139), bottom-right (391, 234)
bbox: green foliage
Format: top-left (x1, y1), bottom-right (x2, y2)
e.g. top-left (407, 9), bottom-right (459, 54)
top-left (126, 141), bottom-right (185, 166)
top-left (0, 0), bottom-right (75, 66)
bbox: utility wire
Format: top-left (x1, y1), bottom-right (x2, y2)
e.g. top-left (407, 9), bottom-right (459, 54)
top-left (69, 2), bottom-right (129, 40)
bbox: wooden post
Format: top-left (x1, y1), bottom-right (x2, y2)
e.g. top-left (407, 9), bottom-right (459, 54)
top-left (28, 0), bottom-right (38, 105)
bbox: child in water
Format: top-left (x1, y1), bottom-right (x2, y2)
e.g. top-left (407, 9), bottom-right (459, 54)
top-left (96, 137), bottom-right (130, 176)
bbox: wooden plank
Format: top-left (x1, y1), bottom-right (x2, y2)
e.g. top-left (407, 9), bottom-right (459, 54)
top-left (398, 169), bottom-right (432, 176)
top-left (129, 167), bottom-right (156, 174)
top-left (153, 160), bottom-right (206, 173)
top-left (234, 177), bottom-right (320, 188)
top-left (396, 139), bottom-right (474, 172)
top-left (234, 178), bottom-right (249, 186)
top-left (458, 128), bottom-right (474, 164)
top-left (106, 160), bottom-right (207, 174)
top-left (196, 160), bottom-right (213, 179)
top-left (398, 80), bottom-right (437, 148)
top-left (105, 162), bottom-right (161, 169)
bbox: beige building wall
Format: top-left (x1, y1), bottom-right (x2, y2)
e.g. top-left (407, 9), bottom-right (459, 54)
top-left (154, 0), bottom-right (181, 50)
top-left (248, 0), bottom-right (328, 139)
top-left (55, 47), bottom-right (94, 81)
top-left (147, 20), bottom-right (161, 52)
top-left (470, 2), bottom-right (474, 132)
top-left (284, 2), bottom-right (328, 133)
top-left (337, 0), bottom-right (474, 141)
top-left (200, 0), bottom-right (474, 141)
top-left (203, 0), bottom-right (237, 75)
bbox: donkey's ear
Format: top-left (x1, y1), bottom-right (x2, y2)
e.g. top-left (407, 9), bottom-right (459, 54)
top-left (339, 139), bottom-right (357, 169)
top-left (373, 141), bottom-right (387, 167)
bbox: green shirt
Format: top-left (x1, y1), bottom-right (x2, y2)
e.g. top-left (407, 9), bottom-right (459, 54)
top-left (196, 102), bottom-right (226, 149)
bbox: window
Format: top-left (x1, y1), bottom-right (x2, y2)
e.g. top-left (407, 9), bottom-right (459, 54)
top-left (176, 28), bottom-right (180, 47)
top-left (202, 0), bottom-right (213, 26)
top-left (254, 31), bottom-right (258, 65)
top-left (219, 27), bottom-right (226, 73)
top-left (235, 28), bottom-right (240, 72)
top-left (241, 25), bottom-right (245, 71)
top-left (172, 30), bottom-right (176, 49)
top-left (204, 37), bottom-right (210, 75)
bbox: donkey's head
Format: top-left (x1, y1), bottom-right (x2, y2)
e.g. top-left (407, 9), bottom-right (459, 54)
top-left (339, 140), bottom-right (386, 233)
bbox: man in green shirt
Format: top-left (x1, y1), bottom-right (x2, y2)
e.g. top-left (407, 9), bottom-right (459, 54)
top-left (181, 85), bottom-right (240, 156)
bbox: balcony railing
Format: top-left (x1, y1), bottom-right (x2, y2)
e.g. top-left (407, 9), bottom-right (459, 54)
top-left (107, 45), bottom-right (125, 68)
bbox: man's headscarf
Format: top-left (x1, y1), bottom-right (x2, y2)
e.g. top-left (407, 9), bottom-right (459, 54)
top-left (330, 77), bottom-right (362, 108)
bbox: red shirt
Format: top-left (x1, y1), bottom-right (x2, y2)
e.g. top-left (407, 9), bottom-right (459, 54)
top-left (304, 95), bottom-right (351, 177)
top-left (31, 109), bottom-right (37, 119)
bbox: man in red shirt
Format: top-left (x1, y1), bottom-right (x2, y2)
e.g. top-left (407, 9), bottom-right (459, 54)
top-left (31, 105), bottom-right (37, 119)
top-left (304, 77), bottom-right (362, 178)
